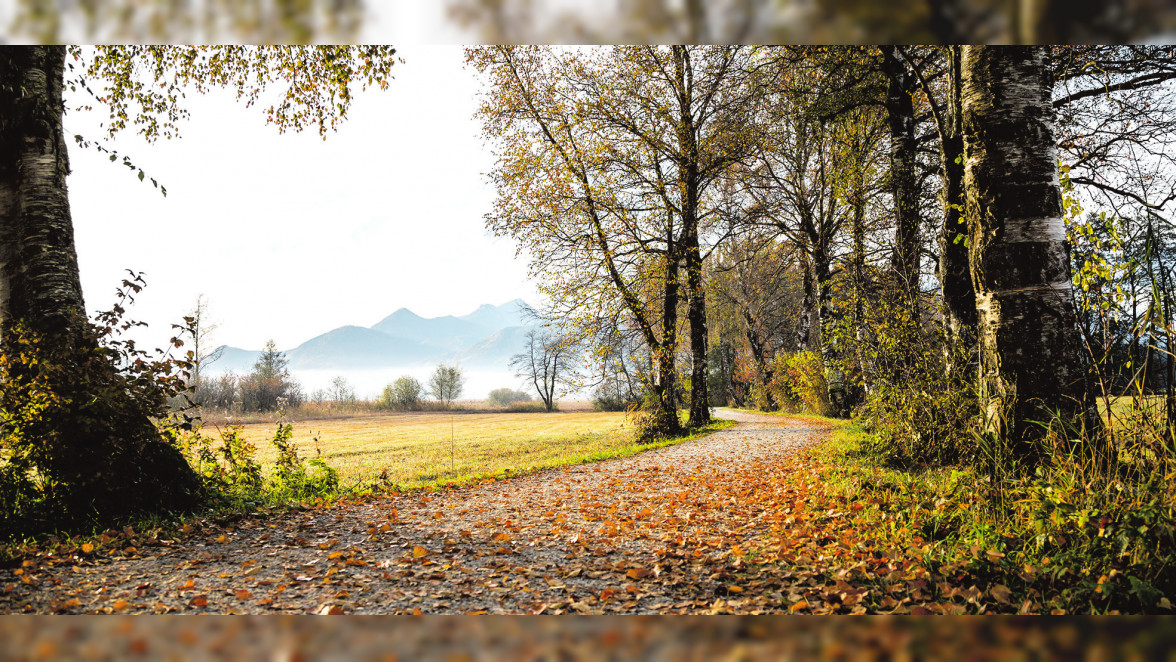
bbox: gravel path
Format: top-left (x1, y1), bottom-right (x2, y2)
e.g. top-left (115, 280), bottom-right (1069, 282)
top-left (0, 410), bottom-right (830, 615)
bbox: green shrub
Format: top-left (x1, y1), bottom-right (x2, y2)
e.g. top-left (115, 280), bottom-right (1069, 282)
top-left (0, 275), bottom-right (202, 538)
top-left (180, 420), bottom-right (339, 506)
top-left (380, 375), bottom-right (423, 411)
top-left (488, 387), bottom-right (532, 408)
top-left (768, 351), bottom-right (831, 415)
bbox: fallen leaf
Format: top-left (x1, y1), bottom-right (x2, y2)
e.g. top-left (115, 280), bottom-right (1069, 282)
top-left (81, 543), bottom-right (94, 554)
top-left (189, 595), bottom-right (208, 608)
top-left (990, 584), bottom-right (1012, 604)
top-left (626, 568), bottom-right (652, 580)
top-left (111, 600), bottom-right (131, 611)
top-left (413, 546), bottom-right (429, 558)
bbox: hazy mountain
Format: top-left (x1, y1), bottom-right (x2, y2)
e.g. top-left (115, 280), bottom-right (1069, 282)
top-left (370, 308), bottom-right (486, 349)
top-left (451, 325), bottom-right (531, 368)
top-left (205, 300), bottom-right (535, 381)
top-left (458, 298), bottom-right (531, 333)
top-left (286, 325), bottom-right (432, 369)
top-left (204, 346), bottom-right (261, 375)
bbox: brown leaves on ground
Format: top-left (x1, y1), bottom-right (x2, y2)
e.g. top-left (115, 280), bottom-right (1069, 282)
top-left (0, 412), bottom-right (1050, 614)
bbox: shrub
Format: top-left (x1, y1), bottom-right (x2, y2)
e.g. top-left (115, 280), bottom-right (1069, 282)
top-left (381, 375), bottom-right (423, 411)
top-left (488, 387), bottom-right (532, 408)
top-left (0, 275), bottom-right (202, 538)
top-left (180, 420), bottom-right (339, 506)
top-left (767, 351), bottom-right (831, 415)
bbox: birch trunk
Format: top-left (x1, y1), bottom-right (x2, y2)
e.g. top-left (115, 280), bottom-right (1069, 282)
top-left (0, 46), bottom-right (202, 520)
top-left (0, 46), bottom-right (85, 337)
top-left (961, 46), bottom-right (1091, 448)
top-left (881, 46), bottom-right (920, 312)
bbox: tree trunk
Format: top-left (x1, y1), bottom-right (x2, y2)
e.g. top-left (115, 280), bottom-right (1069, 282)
top-left (742, 309), bottom-right (777, 411)
top-left (797, 250), bottom-right (815, 351)
top-left (880, 46), bottom-right (921, 313)
top-left (0, 46), bottom-right (202, 523)
top-left (650, 251), bottom-right (683, 436)
top-left (672, 46), bottom-right (710, 429)
top-left (0, 47), bottom-right (85, 337)
top-left (937, 46), bottom-right (978, 358)
top-left (813, 246), bottom-right (848, 417)
top-left (961, 45), bottom-right (1091, 450)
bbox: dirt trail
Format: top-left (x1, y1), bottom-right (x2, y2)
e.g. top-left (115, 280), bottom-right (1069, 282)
top-left (1, 410), bottom-right (830, 614)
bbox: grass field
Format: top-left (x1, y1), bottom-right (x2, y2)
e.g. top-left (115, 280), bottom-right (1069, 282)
top-left (204, 411), bottom-right (639, 490)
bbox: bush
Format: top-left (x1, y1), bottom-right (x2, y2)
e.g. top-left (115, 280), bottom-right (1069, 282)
top-left (380, 375), bottom-right (423, 411)
top-left (0, 275), bottom-right (202, 538)
top-left (767, 351), bottom-right (831, 415)
top-left (180, 420), bottom-right (339, 506)
top-left (488, 387), bottom-right (532, 408)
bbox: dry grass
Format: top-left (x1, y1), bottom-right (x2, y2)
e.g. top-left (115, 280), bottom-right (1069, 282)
top-left (206, 411), bottom-right (632, 489)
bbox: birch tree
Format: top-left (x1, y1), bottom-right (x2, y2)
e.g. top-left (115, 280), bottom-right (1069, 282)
top-left (961, 46), bottom-right (1090, 449)
top-left (0, 45), bottom-right (396, 523)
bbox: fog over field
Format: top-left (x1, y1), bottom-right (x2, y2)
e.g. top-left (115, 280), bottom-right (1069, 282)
top-left (291, 367), bottom-right (523, 401)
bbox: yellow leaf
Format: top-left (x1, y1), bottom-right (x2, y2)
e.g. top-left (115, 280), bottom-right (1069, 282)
top-left (493, 532), bottom-right (511, 542)
top-left (727, 585), bottom-right (744, 594)
top-left (412, 546), bottom-right (429, 558)
top-left (216, 535), bottom-right (228, 544)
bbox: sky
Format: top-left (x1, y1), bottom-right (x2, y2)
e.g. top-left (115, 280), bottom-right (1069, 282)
top-left (67, 45), bottom-right (538, 353)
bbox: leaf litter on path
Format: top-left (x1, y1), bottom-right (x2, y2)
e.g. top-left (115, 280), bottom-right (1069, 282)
top-left (0, 410), bottom-right (1022, 615)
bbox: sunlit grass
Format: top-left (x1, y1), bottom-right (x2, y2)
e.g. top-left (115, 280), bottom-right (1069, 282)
top-left (211, 411), bottom-right (647, 490)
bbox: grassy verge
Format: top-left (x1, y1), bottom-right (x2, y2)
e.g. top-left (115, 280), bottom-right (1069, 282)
top-left (791, 417), bottom-right (1174, 614)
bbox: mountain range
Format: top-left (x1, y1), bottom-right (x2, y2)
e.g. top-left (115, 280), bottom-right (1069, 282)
top-left (206, 299), bottom-right (534, 375)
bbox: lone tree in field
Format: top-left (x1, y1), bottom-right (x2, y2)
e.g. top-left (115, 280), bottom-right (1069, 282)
top-left (429, 364), bottom-right (466, 407)
top-left (510, 329), bottom-right (577, 412)
top-left (961, 46), bottom-right (1091, 452)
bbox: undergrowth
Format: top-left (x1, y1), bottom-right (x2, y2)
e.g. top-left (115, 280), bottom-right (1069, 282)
top-left (811, 418), bottom-right (1175, 614)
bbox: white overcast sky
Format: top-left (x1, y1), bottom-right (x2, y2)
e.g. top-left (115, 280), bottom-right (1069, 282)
top-left (67, 45), bottom-right (537, 352)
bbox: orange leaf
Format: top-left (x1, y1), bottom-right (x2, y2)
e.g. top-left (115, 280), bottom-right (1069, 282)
top-left (600, 588), bottom-right (617, 601)
top-left (626, 568), bottom-right (651, 580)
top-left (189, 595), bottom-right (208, 608)
top-left (727, 585), bottom-right (744, 594)
top-left (493, 532), bottom-right (511, 542)
top-left (235, 589), bottom-right (252, 601)
top-left (111, 600), bottom-right (131, 611)
top-left (81, 543), bottom-right (94, 554)
top-left (216, 535), bottom-right (228, 544)
top-left (181, 579), bottom-right (195, 589)
top-left (637, 507), bottom-right (652, 519)
top-left (412, 546), bottom-right (429, 558)
top-left (788, 599), bottom-right (808, 613)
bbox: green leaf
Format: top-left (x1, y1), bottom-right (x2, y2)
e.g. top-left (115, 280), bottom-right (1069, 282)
top-left (138, 170), bottom-right (145, 181)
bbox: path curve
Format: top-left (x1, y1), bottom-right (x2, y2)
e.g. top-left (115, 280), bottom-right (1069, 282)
top-left (1, 410), bottom-right (831, 614)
